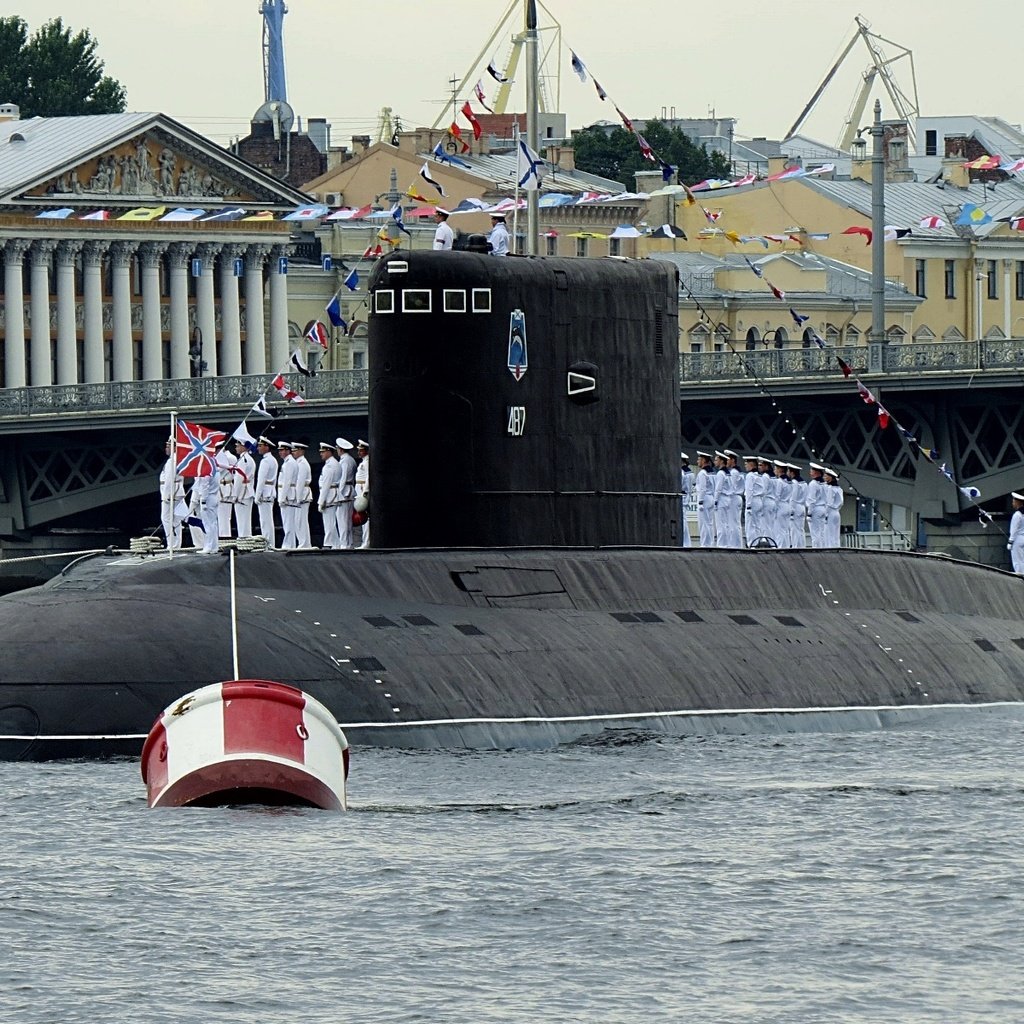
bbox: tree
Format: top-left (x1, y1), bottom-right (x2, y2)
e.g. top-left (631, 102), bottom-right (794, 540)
top-left (0, 16), bottom-right (126, 117)
top-left (571, 120), bottom-right (732, 187)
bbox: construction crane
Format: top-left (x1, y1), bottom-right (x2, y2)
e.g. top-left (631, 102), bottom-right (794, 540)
top-left (260, 0), bottom-right (288, 104)
top-left (430, 0), bottom-right (561, 128)
top-left (785, 15), bottom-right (921, 153)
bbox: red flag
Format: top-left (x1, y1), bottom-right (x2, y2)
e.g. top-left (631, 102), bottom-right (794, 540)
top-left (843, 225), bottom-right (872, 245)
top-left (767, 282), bottom-right (785, 301)
top-left (473, 80), bottom-right (493, 113)
top-left (460, 101), bottom-right (482, 141)
top-left (361, 243), bottom-right (383, 259)
top-left (857, 381), bottom-right (876, 405)
top-left (836, 356), bottom-right (852, 378)
top-left (636, 133), bottom-right (655, 162)
top-left (304, 319), bottom-right (329, 351)
top-left (175, 419), bottom-right (228, 477)
top-left (615, 106), bottom-right (634, 133)
top-left (271, 374), bottom-right (305, 405)
top-left (878, 406), bottom-right (890, 430)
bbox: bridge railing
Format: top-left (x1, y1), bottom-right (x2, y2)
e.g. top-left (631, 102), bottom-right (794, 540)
top-left (0, 369), bottom-right (369, 419)
top-left (679, 339), bottom-right (1024, 382)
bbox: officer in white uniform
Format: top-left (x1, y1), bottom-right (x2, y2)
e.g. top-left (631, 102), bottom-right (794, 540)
top-left (680, 452), bottom-right (694, 548)
top-left (695, 451), bottom-right (715, 547)
top-left (231, 439), bottom-right (256, 538)
top-left (189, 462), bottom-right (221, 554)
top-left (254, 436), bottom-right (278, 548)
top-left (159, 437), bottom-right (185, 550)
top-left (805, 462), bottom-right (827, 548)
top-left (291, 442), bottom-right (313, 548)
top-left (787, 463), bottom-right (808, 548)
top-left (712, 451), bottom-right (730, 548)
top-left (355, 439), bottom-right (370, 549)
top-left (433, 208), bottom-right (454, 250)
top-left (277, 442), bottom-right (298, 549)
top-left (824, 467), bottom-right (844, 547)
top-left (317, 442), bottom-right (341, 548)
top-left (335, 437), bottom-right (358, 550)
top-left (488, 214), bottom-right (510, 256)
top-left (1008, 491), bottom-right (1024, 573)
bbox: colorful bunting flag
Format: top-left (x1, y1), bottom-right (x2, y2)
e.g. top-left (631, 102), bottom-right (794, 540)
top-left (963, 155), bottom-right (1001, 170)
top-left (304, 319), bottom-right (329, 351)
top-left (919, 215), bottom-right (945, 229)
top-left (571, 51), bottom-right (587, 82)
top-left (517, 139), bottom-right (545, 191)
top-left (486, 60), bottom-right (509, 83)
top-left (326, 294), bottom-right (345, 329)
top-left (271, 374), bottom-right (305, 405)
top-left (842, 225), bottom-right (873, 245)
top-left (344, 268), bottom-right (359, 291)
top-left (594, 79), bottom-right (608, 101)
top-left (460, 101), bottom-right (482, 141)
top-left (118, 206), bottom-right (166, 221)
top-left (419, 162), bottom-right (446, 197)
top-left (473, 80), bottom-right (494, 113)
top-left (956, 204), bottom-right (993, 226)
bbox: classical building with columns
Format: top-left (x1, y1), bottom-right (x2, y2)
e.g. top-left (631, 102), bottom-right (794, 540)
top-left (0, 110), bottom-right (315, 389)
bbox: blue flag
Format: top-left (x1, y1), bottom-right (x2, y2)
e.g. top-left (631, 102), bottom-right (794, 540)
top-left (956, 203), bottom-right (993, 226)
top-left (326, 294), bottom-right (346, 328)
top-left (343, 268), bottom-right (359, 292)
top-left (432, 141), bottom-right (472, 170)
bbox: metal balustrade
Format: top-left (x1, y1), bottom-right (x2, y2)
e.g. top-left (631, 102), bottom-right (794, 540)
top-left (0, 341), bottom-right (1022, 423)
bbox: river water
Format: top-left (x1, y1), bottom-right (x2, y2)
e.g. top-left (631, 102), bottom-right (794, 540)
top-left (1, 722), bottom-right (1022, 1024)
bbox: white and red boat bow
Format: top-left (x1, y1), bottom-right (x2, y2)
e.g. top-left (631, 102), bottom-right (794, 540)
top-left (141, 680), bottom-right (349, 810)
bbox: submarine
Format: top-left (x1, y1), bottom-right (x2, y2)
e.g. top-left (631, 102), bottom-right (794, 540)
top-left (3, 250), bottom-right (1024, 761)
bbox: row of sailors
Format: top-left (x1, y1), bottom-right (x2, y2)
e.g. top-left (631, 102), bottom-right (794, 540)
top-left (681, 450), bottom-right (844, 549)
top-left (160, 436), bottom-right (370, 553)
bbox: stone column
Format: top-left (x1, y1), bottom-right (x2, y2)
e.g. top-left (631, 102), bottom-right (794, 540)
top-left (218, 244), bottom-right (244, 377)
top-left (29, 240), bottom-right (57, 387)
top-left (140, 242), bottom-right (167, 380)
top-left (56, 239), bottom-right (83, 384)
top-left (110, 240), bottom-right (138, 382)
top-left (244, 245), bottom-right (268, 375)
top-left (3, 239), bottom-right (30, 388)
top-left (82, 240), bottom-right (107, 383)
top-left (166, 242), bottom-right (192, 379)
top-left (268, 244), bottom-right (290, 372)
top-left (195, 243), bottom-right (221, 377)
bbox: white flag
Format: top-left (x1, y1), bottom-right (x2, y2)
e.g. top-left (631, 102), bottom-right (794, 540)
top-left (516, 140), bottom-right (544, 192)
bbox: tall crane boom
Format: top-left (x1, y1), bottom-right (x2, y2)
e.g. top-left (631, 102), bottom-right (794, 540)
top-left (260, 0), bottom-right (288, 104)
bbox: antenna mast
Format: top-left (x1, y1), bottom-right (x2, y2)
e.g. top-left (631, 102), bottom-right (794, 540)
top-left (260, 0), bottom-right (289, 104)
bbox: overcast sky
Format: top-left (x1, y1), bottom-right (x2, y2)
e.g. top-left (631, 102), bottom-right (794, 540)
top-left (15, 0), bottom-right (1024, 152)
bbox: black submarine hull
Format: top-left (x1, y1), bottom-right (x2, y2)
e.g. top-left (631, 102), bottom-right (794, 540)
top-left (3, 546), bottom-right (1024, 760)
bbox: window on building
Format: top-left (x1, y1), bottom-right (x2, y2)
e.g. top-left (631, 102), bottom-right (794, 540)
top-left (545, 235), bottom-right (557, 256)
top-left (944, 259), bottom-right (956, 299)
top-left (744, 326), bottom-right (760, 350)
top-left (846, 325), bottom-right (861, 345)
top-left (576, 236), bottom-right (588, 258)
top-left (1016, 260), bottom-right (1024, 301)
top-left (351, 348), bottom-right (366, 369)
top-left (925, 129), bottom-right (938, 157)
top-left (886, 325), bottom-right (906, 343)
top-left (133, 340), bottom-right (144, 381)
top-left (609, 238), bottom-right (621, 257)
top-left (915, 259), bottom-right (927, 297)
top-left (988, 259), bottom-right (998, 299)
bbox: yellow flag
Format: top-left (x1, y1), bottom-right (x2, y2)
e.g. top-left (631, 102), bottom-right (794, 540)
top-left (724, 230), bottom-right (741, 244)
top-left (118, 206), bottom-right (166, 221)
top-left (242, 210), bottom-right (275, 221)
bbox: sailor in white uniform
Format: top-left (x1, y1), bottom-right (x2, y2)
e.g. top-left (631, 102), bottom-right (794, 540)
top-left (189, 462), bottom-right (221, 554)
top-left (742, 456), bottom-right (760, 547)
top-left (291, 442), bottom-right (313, 548)
top-left (217, 448), bottom-right (237, 540)
top-left (805, 462), bottom-right (827, 548)
top-left (334, 437), bottom-right (358, 550)
top-left (433, 208), bottom-right (454, 250)
top-left (317, 442), bottom-right (341, 549)
top-left (787, 463), bottom-right (808, 549)
top-left (488, 214), bottom-right (510, 256)
top-left (712, 451), bottom-right (730, 548)
top-left (774, 460), bottom-right (792, 548)
top-left (680, 452), bottom-right (694, 547)
top-left (277, 442), bottom-right (298, 549)
top-left (1008, 491), bottom-right (1024, 574)
top-left (695, 451), bottom-right (715, 547)
top-left (159, 437), bottom-right (185, 550)
top-left (255, 436), bottom-right (279, 548)
top-left (355, 439), bottom-right (370, 549)
top-left (231, 439), bottom-right (256, 538)
top-left (824, 467), bottom-right (844, 548)
top-left (758, 456), bottom-right (776, 545)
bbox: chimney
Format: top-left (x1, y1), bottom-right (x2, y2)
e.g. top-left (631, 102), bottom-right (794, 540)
top-left (0, 102), bottom-right (20, 122)
top-left (883, 121), bottom-right (914, 183)
top-left (351, 135), bottom-right (371, 155)
top-left (308, 118), bottom-right (329, 154)
top-left (767, 155), bottom-right (802, 178)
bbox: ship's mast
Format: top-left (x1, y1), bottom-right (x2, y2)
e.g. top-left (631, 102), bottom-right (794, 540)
top-left (525, 0), bottom-right (539, 254)
top-left (260, 0), bottom-right (288, 104)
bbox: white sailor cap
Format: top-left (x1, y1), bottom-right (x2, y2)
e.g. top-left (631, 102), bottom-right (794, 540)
top-left (824, 466), bottom-right (839, 478)
top-left (319, 441), bottom-right (337, 451)
top-left (335, 437), bottom-right (354, 450)
top-left (1013, 491), bottom-right (1024, 500)
top-left (742, 454), bottom-right (757, 463)
top-left (787, 463), bottom-right (801, 471)
top-left (713, 450), bottom-right (726, 459)
top-left (258, 436), bottom-right (273, 446)
top-left (723, 448), bottom-right (737, 458)
top-left (757, 455), bottom-right (771, 464)
top-left (357, 439), bottom-right (369, 448)
top-left (773, 459), bottom-right (788, 468)
top-left (435, 207), bottom-right (450, 216)
top-left (291, 441), bottom-right (309, 450)
top-left (277, 441), bottom-right (293, 449)
top-left (696, 450), bottom-right (711, 458)
top-left (809, 461), bottom-right (824, 471)
top-left (680, 451), bottom-right (689, 459)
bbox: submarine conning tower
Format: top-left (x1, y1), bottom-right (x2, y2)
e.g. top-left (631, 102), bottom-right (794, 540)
top-left (367, 251), bottom-right (681, 548)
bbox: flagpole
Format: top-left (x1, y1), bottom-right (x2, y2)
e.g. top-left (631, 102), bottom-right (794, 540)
top-left (229, 548), bottom-right (240, 681)
top-left (512, 122), bottom-right (522, 254)
top-left (168, 409), bottom-right (176, 560)
top-left (525, 0), bottom-right (539, 255)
